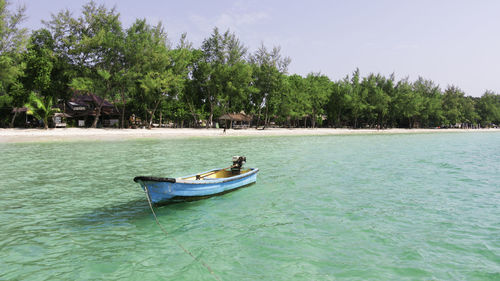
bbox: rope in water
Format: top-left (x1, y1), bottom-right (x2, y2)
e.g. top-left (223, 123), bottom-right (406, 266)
top-left (143, 185), bottom-right (222, 281)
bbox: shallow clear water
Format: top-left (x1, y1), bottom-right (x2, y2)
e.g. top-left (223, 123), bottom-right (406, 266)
top-left (0, 132), bottom-right (499, 280)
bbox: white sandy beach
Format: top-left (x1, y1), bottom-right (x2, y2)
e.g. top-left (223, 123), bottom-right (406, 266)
top-left (0, 127), bottom-right (499, 143)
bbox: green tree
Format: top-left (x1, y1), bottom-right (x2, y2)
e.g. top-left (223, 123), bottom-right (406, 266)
top-left (23, 30), bottom-right (55, 94)
top-left (24, 92), bottom-right (60, 129)
top-left (1, 81), bottom-right (24, 127)
top-left (16, 29), bottom-right (56, 127)
top-left (194, 28), bottom-right (260, 128)
top-left (195, 27), bottom-right (225, 128)
top-left (140, 70), bottom-right (178, 128)
top-left (461, 96), bottom-right (479, 126)
top-left (327, 80), bottom-right (351, 127)
top-left (174, 34), bottom-right (218, 128)
top-left (184, 49), bottom-right (207, 127)
top-left (285, 74), bottom-right (309, 127)
top-left (170, 33), bottom-right (196, 119)
top-left (124, 20), bottom-right (179, 129)
top-left (362, 74), bottom-right (391, 128)
top-left (393, 78), bottom-right (423, 128)
top-left (223, 61), bottom-right (254, 115)
top-left (304, 72), bottom-right (331, 128)
top-left (222, 32), bottom-right (255, 116)
top-left (46, 1), bottom-right (124, 128)
top-left (0, 0), bottom-right (28, 126)
top-left (413, 77), bottom-right (443, 127)
top-left (123, 19), bottom-right (153, 127)
top-left (70, 68), bottom-right (112, 128)
top-left (442, 85), bottom-right (465, 126)
top-left (42, 6), bottom-right (77, 101)
top-left (112, 68), bottom-right (131, 128)
top-left (477, 91), bottom-right (500, 126)
top-left (0, 0), bottom-right (27, 91)
top-left (249, 44), bottom-right (289, 128)
top-left (345, 69), bottom-right (368, 128)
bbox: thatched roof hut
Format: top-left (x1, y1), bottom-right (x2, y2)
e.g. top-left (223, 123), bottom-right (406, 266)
top-left (218, 113), bottom-right (252, 129)
top-left (218, 113), bottom-right (252, 122)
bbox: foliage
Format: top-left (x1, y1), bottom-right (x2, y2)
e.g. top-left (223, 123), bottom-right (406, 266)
top-left (51, 1), bottom-right (124, 128)
top-left (249, 43), bottom-right (289, 128)
top-left (476, 91), bottom-right (500, 126)
top-left (191, 27), bottom-right (254, 128)
top-left (2, 0), bottom-right (500, 129)
top-left (23, 29), bottom-right (54, 95)
top-left (24, 91), bottom-right (59, 129)
top-left (304, 73), bottom-right (331, 128)
top-left (0, 0), bottom-right (27, 112)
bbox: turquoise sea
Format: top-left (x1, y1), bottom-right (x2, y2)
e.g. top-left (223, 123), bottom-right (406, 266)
top-left (0, 132), bottom-right (499, 280)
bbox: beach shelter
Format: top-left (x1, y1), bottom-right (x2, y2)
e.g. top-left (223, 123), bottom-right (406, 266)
top-left (218, 113), bottom-right (253, 129)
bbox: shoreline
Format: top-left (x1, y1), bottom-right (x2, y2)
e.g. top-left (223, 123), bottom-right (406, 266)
top-left (1, 127), bottom-right (499, 143)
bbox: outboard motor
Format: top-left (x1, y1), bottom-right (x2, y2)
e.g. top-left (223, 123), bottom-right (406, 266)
top-left (231, 156), bottom-right (246, 175)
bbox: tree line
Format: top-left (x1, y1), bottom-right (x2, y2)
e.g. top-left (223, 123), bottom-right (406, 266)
top-left (1, 0), bottom-right (499, 129)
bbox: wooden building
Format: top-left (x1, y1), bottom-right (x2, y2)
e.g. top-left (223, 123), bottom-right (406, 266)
top-left (64, 93), bottom-right (120, 127)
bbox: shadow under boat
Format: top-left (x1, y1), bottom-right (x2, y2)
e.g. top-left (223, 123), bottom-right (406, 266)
top-left (70, 181), bottom-right (255, 227)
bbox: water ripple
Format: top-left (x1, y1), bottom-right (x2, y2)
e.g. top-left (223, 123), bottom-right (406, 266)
top-left (0, 133), bottom-right (499, 280)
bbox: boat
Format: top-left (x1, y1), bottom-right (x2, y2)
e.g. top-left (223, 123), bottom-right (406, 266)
top-left (133, 156), bottom-right (259, 204)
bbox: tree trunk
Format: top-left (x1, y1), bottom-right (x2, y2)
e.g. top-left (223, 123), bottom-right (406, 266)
top-left (10, 111), bottom-right (18, 128)
top-left (121, 104), bottom-right (126, 129)
top-left (312, 109), bottom-right (316, 128)
top-left (43, 115), bottom-right (49, 130)
top-left (186, 101), bottom-right (199, 128)
top-left (207, 101), bottom-right (213, 129)
top-left (148, 100), bottom-right (161, 129)
top-left (256, 107), bottom-right (262, 129)
top-left (262, 106), bottom-right (269, 129)
top-left (121, 92), bottom-right (126, 129)
top-left (192, 114), bottom-right (199, 128)
top-left (92, 102), bottom-right (104, 128)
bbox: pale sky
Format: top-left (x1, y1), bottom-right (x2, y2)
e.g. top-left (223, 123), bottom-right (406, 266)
top-left (13, 0), bottom-right (500, 97)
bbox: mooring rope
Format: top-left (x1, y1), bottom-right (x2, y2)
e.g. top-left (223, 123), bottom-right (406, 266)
top-left (143, 185), bottom-right (222, 281)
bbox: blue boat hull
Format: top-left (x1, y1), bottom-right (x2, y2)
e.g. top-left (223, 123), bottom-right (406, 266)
top-left (135, 168), bottom-right (259, 204)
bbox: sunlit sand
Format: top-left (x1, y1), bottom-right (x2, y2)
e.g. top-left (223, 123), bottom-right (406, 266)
top-left (1, 127), bottom-right (498, 143)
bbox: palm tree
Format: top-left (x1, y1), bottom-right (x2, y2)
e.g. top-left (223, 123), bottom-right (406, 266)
top-left (24, 92), bottom-right (60, 129)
